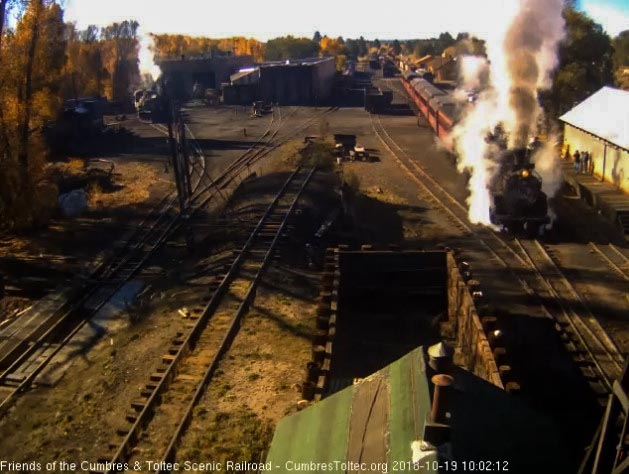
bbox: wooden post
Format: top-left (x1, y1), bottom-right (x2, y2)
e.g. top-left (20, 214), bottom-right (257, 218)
top-left (602, 142), bottom-right (607, 183)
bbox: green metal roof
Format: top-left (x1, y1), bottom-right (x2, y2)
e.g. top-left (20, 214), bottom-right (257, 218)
top-left (266, 347), bottom-right (570, 473)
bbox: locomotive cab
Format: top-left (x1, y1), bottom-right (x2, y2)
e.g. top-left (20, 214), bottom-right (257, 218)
top-left (490, 147), bottom-right (549, 235)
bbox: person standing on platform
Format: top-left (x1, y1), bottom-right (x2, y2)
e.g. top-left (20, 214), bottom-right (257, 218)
top-left (573, 150), bottom-right (581, 172)
top-left (564, 144), bottom-right (571, 161)
top-left (582, 151), bottom-right (589, 174)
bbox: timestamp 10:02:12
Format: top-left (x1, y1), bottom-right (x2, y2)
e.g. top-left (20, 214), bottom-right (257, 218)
top-left (419, 460), bottom-right (509, 471)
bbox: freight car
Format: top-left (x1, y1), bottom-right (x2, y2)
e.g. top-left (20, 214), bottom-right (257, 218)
top-left (489, 147), bottom-right (549, 235)
top-left (364, 87), bottom-right (393, 113)
top-left (382, 60), bottom-right (398, 78)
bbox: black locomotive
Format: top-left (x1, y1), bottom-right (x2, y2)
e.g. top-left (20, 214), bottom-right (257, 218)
top-left (489, 147), bottom-right (549, 235)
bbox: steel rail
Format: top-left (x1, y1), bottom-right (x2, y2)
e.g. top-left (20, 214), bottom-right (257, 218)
top-left (155, 167), bottom-right (316, 472)
top-left (588, 242), bottom-right (629, 281)
top-left (0, 105), bottom-right (335, 416)
top-left (513, 238), bottom-right (622, 388)
top-left (96, 167), bottom-right (315, 473)
top-left (370, 110), bottom-right (622, 391)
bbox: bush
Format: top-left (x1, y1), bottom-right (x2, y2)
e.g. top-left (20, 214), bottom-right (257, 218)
top-left (298, 141), bottom-right (335, 171)
top-left (343, 170), bottom-right (360, 193)
top-left (0, 159), bottom-right (58, 231)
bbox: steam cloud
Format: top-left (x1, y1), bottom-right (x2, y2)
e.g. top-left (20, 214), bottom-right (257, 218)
top-left (139, 32), bottom-right (161, 83)
top-left (451, 0), bottom-right (565, 225)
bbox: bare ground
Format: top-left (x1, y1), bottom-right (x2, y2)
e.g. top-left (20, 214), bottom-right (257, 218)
top-left (0, 127), bottom-right (338, 470)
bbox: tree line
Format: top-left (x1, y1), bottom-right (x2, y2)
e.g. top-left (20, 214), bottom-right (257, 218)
top-left (150, 34), bottom-right (265, 62)
top-left (541, 6), bottom-right (627, 117)
top-left (0, 0), bottom-right (626, 231)
top-left (0, 0), bottom-right (141, 230)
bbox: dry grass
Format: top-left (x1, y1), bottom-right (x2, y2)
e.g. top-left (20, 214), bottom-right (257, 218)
top-left (363, 185), bottom-right (408, 205)
top-left (343, 170), bottom-right (361, 193)
top-left (178, 267), bottom-right (317, 465)
top-left (88, 162), bottom-right (161, 209)
top-left (298, 140), bottom-right (335, 171)
top-left (66, 158), bottom-right (86, 174)
top-left (260, 140), bottom-right (304, 175)
top-left (181, 408), bottom-right (273, 467)
top-left (261, 139), bottom-right (336, 175)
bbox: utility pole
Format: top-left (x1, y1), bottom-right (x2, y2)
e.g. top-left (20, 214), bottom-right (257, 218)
top-left (162, 79), bottom-right (186, 214)
top-left (179, 115), bottom-right (193, 198)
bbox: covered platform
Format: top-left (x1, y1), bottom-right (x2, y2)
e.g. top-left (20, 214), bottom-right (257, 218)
top-left (559, 86), bottom-right (629, 236)
top-left (560, 158), bottom-right (629, 237)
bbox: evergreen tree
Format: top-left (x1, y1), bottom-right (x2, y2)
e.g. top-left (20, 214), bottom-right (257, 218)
top-left (392, 39), bottom-right (401, 55)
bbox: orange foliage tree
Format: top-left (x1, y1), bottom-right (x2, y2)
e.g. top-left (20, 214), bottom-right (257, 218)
top-left (319, 36), bottom-right (345, 56)
top-left (150, 34), bottom-right (265, 62)
top-left (0, 0), bottom-right (65, 229)
top-left (319, 36), bottom-right (347, 70)
top-left (62, 20), bottom-right (140, 102)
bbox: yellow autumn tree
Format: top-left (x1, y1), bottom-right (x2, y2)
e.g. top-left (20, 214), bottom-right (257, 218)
top-left (150, 34), bottom-right (265, 62)
top-left (0, 0), bottom-right (65, 230)
top-left (320, 36), bottom-right (345, 57)
top-left (62, 24), bottom-right (106, 98)
top-left (100, 20), bottom-right (140, 102)
top-left (319, 36), bottom-right (347, 71)
top-left (61, 21), bottom-right (141, 102)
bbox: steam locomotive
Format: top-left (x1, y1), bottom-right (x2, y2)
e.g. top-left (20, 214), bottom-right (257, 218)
top-left (400, 71), bottom-right (550, 234)
top-left (489, 147), bottom-right (549, 234)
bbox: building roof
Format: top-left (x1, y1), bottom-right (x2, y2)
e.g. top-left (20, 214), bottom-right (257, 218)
top-left (416, 54), bottom-right (433, 65)
top-left (261, 56), bottom-right (334, 67)
top-left (559, 86), bottom-right (629, 151)
top-left (230, 68), bottom-right (259, 84)
top-left (266, 346), bottom-right (570, 473)
top-left (157, 54), bottom-right (253, 65)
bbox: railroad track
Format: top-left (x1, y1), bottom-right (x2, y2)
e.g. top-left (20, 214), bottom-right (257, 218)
top-left (588, 242), bottom-right (629, 281)
top-left (0, 187), bottom-right (189, 415)
top-left (511, 239), bottom-right (624, 390)
top-left (91, 167), bottom-right (316, 474)
top-left (0, 105), bottom-right (337, 416)
top-left (370, 111), bottom-right (625, 395)
top-left (0, 112), bottom-right (220, 414)
top-left (185, 105), bottom-right (336, 213)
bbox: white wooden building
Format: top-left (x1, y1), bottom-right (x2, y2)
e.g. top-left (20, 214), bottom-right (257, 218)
top-left (560, 87), bottom-right (629, 193)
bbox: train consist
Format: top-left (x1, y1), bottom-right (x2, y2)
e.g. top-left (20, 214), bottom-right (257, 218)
top-left (401, 71), bottom-right (457, 148)
top-left (401, 71), bottom-right (549, 233)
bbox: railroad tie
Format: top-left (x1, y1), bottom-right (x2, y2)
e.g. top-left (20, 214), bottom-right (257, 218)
top-left (162, 353), bottom-right (176, 364)
top-left (150, 372), bottom-right (164, 382)
top-left (130, 399), bottom-right (146, 412)
top-left (505, 382), bottom-right (521, 394)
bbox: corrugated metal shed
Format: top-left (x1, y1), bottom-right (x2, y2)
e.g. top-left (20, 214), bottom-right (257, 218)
top-left (560, 86), bottom-right (629, 152)
top-left (266, 347), bottom-right (570, 473)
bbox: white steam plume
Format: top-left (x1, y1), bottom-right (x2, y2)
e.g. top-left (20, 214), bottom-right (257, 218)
top-left (533, 137), bottom-right (564, 199)
top-left (139, 32), bottom-right (161, 83)
top-left (452, 55), bottom-right (488, 103)
top-left (451, 0), bottom-right (565, 225)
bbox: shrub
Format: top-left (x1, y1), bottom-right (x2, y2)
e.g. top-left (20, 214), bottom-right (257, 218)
top-left (298, 141), bottom-right (335, 171)
top-left (343, 170), bottom-right (360, 193)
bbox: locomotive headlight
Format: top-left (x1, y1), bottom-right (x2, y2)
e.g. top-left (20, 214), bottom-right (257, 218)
top-left (521, 169), bottom-right (530, 178)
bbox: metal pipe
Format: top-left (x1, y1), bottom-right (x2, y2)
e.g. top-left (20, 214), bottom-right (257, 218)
top-left (431, 374), bottom-right (454, 424)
